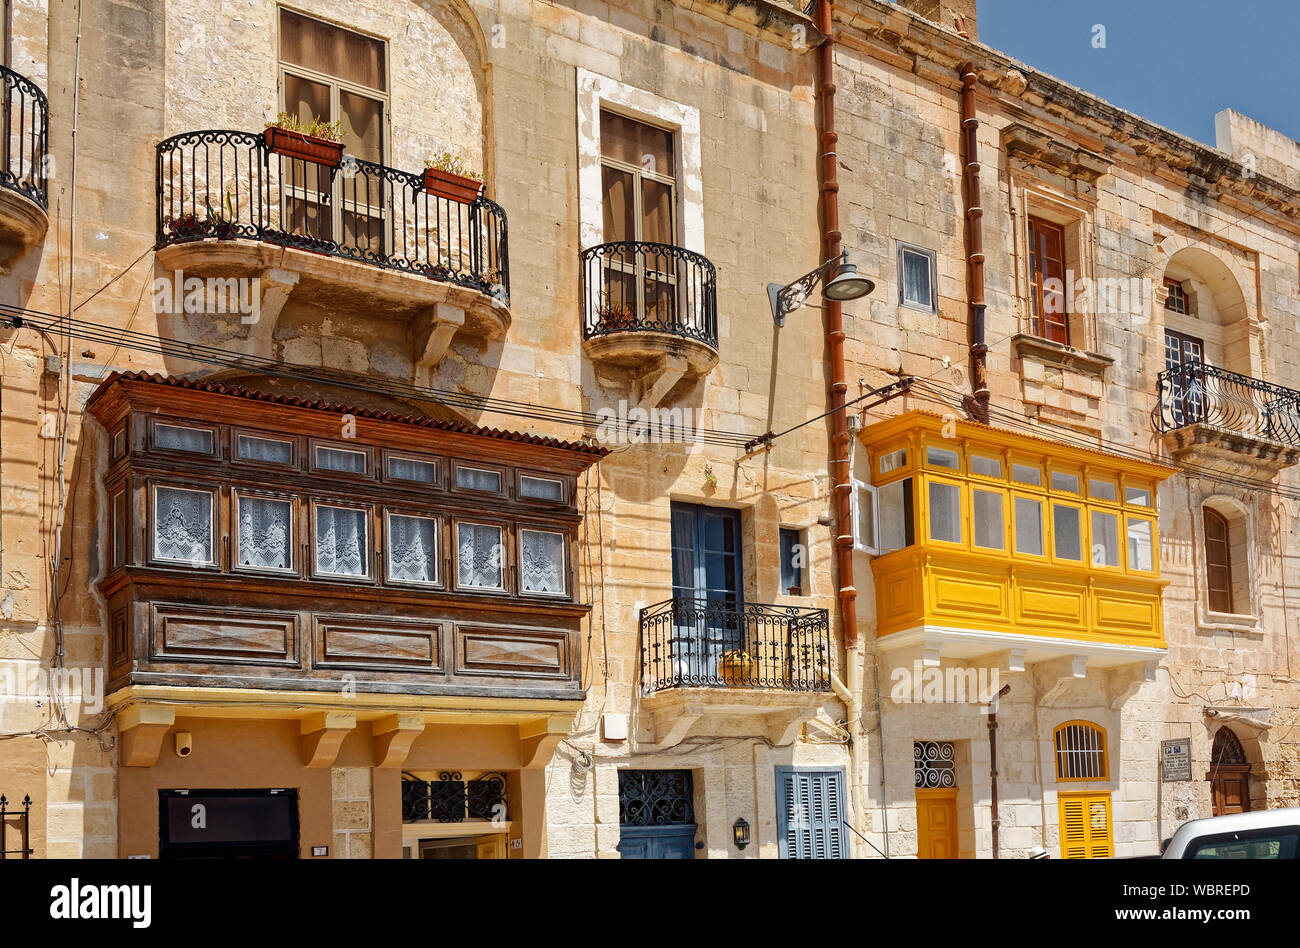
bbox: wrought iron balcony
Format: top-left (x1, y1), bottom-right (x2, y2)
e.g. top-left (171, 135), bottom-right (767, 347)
top-left (1157, 362), bottom-right (1300, 447)
top-left (640, 597), bottom-right (831, 695)
top-left (155, 129), bottom-right (508, 302)
top-left (581, 241), bottom-right (717, 350)
top-left (0, 64), bottom-right (48, 211)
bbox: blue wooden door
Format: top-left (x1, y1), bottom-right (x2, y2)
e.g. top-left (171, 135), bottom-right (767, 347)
top-left (669, 503), bottom-right (743, 683)
top-left (776, 769), bottom-right (847, 859)
top-left (617, 825), bottom-right (697, 859)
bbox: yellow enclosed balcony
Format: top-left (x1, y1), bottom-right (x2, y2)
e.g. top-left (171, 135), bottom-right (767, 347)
top-left (856, 411), bottom-right (1175, 670)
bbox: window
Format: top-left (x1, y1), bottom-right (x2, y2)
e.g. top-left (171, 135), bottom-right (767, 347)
top-left (1188, 828), bottom-right (1299, 860)
top-left (235, 493), bottom-right (294, 572)
top-left (1127, 518), bottom-right (1154, 572)
top-left (152, 486), bottom-right (214, 565)
top-left (597, 110), bottom-right (677, 327)
top-left (456, 521), bottom-right (505, 591)
top-left (237, 434), bottom-right (294, 466)
top-left (111, 490), bottom-right (128, 569)
top-left (1058, 792), bottom-right (1113, 859)
top-left (852, 480), bottom-right (875, 553)
top-left (1052, 503), bottom-right (1082, 560)
top-left (1050, 470), bottom-right (1079, 493)
top-left (1125, 483), bottom-right (1152, 507)
top-left (519, 528), bottom-right (566, 596)
top-left (1164, 278), bottom-right (1190, 315)
top-left (386, 512), bottom-right (439, 585)
top-left (1088, 478), bottom-right (1116, 501)
top-left (927, 481), bottom-right (961, 544)
top-left (314, 503), bottom-right (370, 578)
top-left (879, 448), bottom-right (907, 475)
top-left (1011, 463), bottom-right (1042, 486)
top-left (1028, 217), bottom-right (1068, 345)
top-left (776, 769), bottom-right (847, 859)
top-left (155, 423), bottom-right (214, 454)
top-left (1090, 510), bottom-right (1119, 568)
top-left (455, 465), bottom-right (502, 494)
top-left (970, 454), bottom-right (1002, 478)
top-left (897, 243), bottom-right (936, 312)
top-left (1054, 721), bottom-right (1108, 781)
top-left (315, 445), bottom-right (367, 474)
top-left (876, 478), bottom-right (914, 554)
top-left (519, 474), bottom-right (566, 503)
top-left (278, 8), bottom-right (388, 246)
top-left (925, 445), bottom-right (959, 469)
top-left (1014, 495), bottom-right (1043, 556)
top-left (780, 527), bottom-right (805, 595)
top-left (1204, 507), bottom-right (1234, 613)
top-left (387, 455), bottom-right (438, 485)
top-left (972, 489), bottom-right (1004, 550)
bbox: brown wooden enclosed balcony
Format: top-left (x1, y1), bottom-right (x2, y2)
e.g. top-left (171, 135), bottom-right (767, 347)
top-left (0, 64), bottom-right (49, 262)
top-left (154, 129), bottom-right (510, 367)
top-left (637, 597), bottom-right (832, 748)
top-left (580, 241), bottom-right (719, 404)
top-left (1157, 362), bottom-right (1300, 475)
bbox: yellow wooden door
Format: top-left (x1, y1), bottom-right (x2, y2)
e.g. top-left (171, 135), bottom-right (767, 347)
top-left (915, 788), bottom-right (959, 859)
top-left (475, 835), bottom-right (506, 859)
top-left (1058, 792), bottom-right (1113, 858)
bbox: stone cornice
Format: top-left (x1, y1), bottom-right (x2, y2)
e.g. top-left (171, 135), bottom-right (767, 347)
top-left (676, 0), bottom-right (824, 47)
top-left (834, 0), bottom-right (1300, 224)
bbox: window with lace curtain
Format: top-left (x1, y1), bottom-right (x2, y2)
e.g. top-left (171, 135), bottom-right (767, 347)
top-left (456, 521), bottom-right (504, 591)
top-left (154, 423), bottom-right (214, 455)
top-left (152, 486), bottom-right (215, 565)
top-left (454, 465), bottom-right (503, 494)
top-left (315, 444), bottom-right (368, 474)
top-left (519, 528), bottom-right (566, 596)
top-left (386, 512), bottom-right (439, 585)
top-left (387, 454), bottom-right (438, 486)
top-left (237, 433), bottom-right (295, 466)
top-left (314, 503), bottom-right (370, 578)
top-left (236, 493), bottom-right (294, 572)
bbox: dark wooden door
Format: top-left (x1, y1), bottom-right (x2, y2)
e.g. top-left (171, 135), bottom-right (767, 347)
top-left (1212, 768), bottom-right (1252, 816)
top-left (1165, 329), bottom-right (1206, 426)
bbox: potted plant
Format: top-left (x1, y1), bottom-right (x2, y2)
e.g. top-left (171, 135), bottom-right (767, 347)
top-left (718, 649), bottom-right (754, 686)
top-left (596, 292), bottom-right (637, 330)
top-left (167, 212), bottom-right (206, 239)
top-left (422, 150), bottom-right (482, 204)
top-left (204, 193), bottom-right (239, 239)
top-left (263, 112), bottom-right (345, 168)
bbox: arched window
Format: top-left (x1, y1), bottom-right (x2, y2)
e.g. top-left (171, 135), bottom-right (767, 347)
top-left (1054, 721), bottom-right (1108, 781)
top-left (1211, 728), bottom-right (1247, 766)
top-left (1203, 508), bottom-right (1235, 614)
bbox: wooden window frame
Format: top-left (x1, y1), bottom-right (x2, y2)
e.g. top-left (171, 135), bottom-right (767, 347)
top-left (1054, 721), bottom-right (1109, 782)
top-left (1027, 216), bottom-right (1069, 346)
top-left (231, 489), bottom-right (300, 577)
top-left (383, 508), bottom-right (444, 590)
top-left (309, 498), bottom-right (376, 583)
top-left (1163, 277), bottom-right (1190, 315)
top-left (310, 439), bottom-right (373, 479)
top-left (599, 108), bottom-right (678, 245)
top-left (515, 470), bottom-right (570, 506)
top-left (149, 418), bottom-right (218, 458)
top-left (383, 450), bottom-right (443, 489)
top-left (516, 524), bottom-right (570, 600)
top-left (452, 517), bottom-right (511, 595)
top-left (1203, 506), bottom-right (1235, 614)
top-left (451, 459), bottom-right (509, 498)
top-left (1058, 790), bottom-right (1113, 859)
top-left (233, 429), bottom-right (299, 470)
top-left (149, 481), bottom-right (221, 570)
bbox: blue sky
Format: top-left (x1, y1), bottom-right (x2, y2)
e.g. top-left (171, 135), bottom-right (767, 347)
top-left (977, 0), bottom-right (1300, 147)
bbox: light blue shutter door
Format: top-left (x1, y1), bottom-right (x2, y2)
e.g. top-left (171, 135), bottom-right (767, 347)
top-left (778, 770), bottom-right (846, 859)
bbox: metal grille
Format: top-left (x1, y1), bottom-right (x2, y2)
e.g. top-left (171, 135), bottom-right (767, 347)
top-left (1054, 723), bottom-right (1108, 780)
top-left (0, 794), bottom-right (33, 859)
top-left (580, 241), bottom-right (718, 349)
top-left (401, 772), bottom-right (507, 824)
top-left (1157, 362), bottom-right (1300, 446)
top-left (1211, 728), bottom-right (1247, 766)
top-left (617, 770), bottom-right (694, 827)
top-left (0, 65), bottom-right (48, 209)
top-left (913, 741), bottom-right (957, 788)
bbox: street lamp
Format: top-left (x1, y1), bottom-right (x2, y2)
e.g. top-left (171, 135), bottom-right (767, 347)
top-left (768, 251), bottom-right (875, 326)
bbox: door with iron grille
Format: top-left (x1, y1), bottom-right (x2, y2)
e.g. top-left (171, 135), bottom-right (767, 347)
top-left (1209, 728), bottom-right (1252, 816)
top-left (617, 770), bottom-right (697, 858)
top-left (914, 741), bottom-right (959, 859)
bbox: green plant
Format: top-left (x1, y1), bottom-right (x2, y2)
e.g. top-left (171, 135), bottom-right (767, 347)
top-left (266, 112), bottom-right (346, 143)
top-left (424, 150), bottom-right (482, 181)
top-left (204, 192), bottom-right (238, 226)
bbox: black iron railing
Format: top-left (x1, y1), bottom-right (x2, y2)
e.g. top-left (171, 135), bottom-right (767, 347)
top-left (581, 240), bottom-right (717, 349)
top-left (1157, 362), bottom-right (1300, 447)
top-left (640, 597), bottom-right (830, 694)
top-left (156, 129), bottom-right (509, 302)
top-left (0, 65), bottom-right (48, 210)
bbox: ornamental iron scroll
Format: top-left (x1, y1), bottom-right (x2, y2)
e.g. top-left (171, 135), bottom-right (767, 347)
top-left (617, 770), bottom-right (695, 827)
top-left (0, 794), bottom-right (33, 859)
top-left (914, 741), bottom-right (957, 789)
top-left (401, 772), bottom-right (508, 824)
top-left (1211, 728), bottom-right (1247, 766)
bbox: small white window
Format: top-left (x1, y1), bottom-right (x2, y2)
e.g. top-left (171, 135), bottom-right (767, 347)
top-left (388, 455), bottom-right (438, 485)
top-left (971, 455), bottom-right (1002, 478)
top-left (898, 243), bottom-right (936, 312)
top-left (315, 445), bottom-right (367, 474)
top-left (456, 466), bottom-right (502, 493)
top-left (519, 528), bottom-right (566, 595)
top-left (1012, 463), bottom-right (1042, 486)
top-left (519, 475), bottom-right (566, 502)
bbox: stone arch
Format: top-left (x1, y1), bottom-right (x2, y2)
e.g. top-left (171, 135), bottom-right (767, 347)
top-left (1206, 722), bottom-right (1268, 812)
top-left (1155, 235), bottom-right (1259, 377)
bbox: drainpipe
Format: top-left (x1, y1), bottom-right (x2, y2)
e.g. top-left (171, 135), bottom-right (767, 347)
top-left (959, 62), bottom-right (990, 424)
top-left (988, 683), bottom-right (1011, 858)
top-left (815, 0), bottom-right (868, 854)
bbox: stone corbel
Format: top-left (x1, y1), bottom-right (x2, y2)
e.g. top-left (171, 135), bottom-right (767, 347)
top-left (372, 714), bottom-right (426, 769)
top-left (301, 711), bottom-right (356, 768)
top-left (1108, 660), bottom-right (1159, 709)
top-left (1007, 648), bottom-right (1027, 673)
top-left (766, 709), bottom-right (820, 747)
top-left (518, 715), bottom-right (572, 769)
top-left (412, 301), bottom-right (466, 385)
top-left (642, 704), bottom-right (702, 751)
top-left (1033, 655), bottom-right (1088, 707)
top-left (633, 353), bottom-right (688, 410)
top-left (244, 267), bottom-right (300, 352)
top-left (117, 704), bottom-right (177, 767)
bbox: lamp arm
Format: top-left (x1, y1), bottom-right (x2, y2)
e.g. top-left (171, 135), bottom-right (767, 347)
top-left (768, 251), bottom-right (848, 326)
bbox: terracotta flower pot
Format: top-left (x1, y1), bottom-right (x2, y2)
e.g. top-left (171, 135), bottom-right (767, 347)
top-left (718, 650), bottom-right (754, 686)
top-left (422, 167), bottom-right (482, 204)
top-left (263, 126), bottom-right (344, 168)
